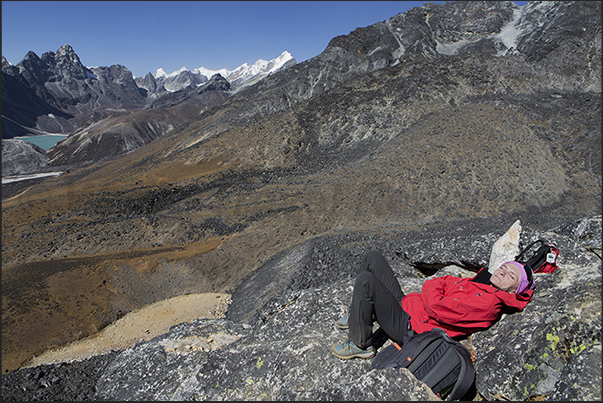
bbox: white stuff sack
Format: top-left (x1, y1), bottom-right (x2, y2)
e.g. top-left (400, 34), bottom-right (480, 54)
top-left (488, 220), bottom-right (522, 274)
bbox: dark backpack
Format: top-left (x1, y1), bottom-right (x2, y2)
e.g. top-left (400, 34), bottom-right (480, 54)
top-left (515, 239), bottom-right (560, 274)
top-left (371, 328), bottom-right (475, 401)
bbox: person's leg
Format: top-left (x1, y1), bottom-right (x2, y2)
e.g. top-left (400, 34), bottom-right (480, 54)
top-left (332, 250), bottom-right (410, 359)
top-left (358, 249), bottom-right (404, 301)
top-left (336, 250), bottom-right (403, 329)
top-left (347, 270), bottom-right (410, 349)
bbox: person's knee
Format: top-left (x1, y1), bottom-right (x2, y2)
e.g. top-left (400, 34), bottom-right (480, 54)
top-left (355, 270), bottom-right (373, 288)
top-left (361, 250), bottom-right (384, 271)
top-left (363, 250), bottom-right (383, 261)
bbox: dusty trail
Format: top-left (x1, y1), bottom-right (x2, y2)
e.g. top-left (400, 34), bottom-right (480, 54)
top-left (23, 292), bottom-right (231, 368)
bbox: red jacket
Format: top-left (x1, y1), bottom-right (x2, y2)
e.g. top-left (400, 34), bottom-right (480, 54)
top-left (401, 272), bottom-right (533, 338)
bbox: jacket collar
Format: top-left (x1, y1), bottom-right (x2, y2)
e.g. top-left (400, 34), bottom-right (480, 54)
top-left (471, 279), bottom-right (533, 310)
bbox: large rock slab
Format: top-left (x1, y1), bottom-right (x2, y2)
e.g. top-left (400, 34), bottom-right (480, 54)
top-left (1, 216), bottom-right (600, 400)
top-left (473, 262), bottom-right (602, 400)
top-left (91, 216), bottom-right (601, 400)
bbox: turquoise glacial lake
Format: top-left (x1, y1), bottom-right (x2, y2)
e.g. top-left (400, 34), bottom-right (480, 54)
top-left (15, 135), bottom-right (68, 150)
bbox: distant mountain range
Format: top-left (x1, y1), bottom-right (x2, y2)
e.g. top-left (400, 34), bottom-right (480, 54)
top-left (1, 47), bottom-right (296, 141)
top-left (2, 46), bottom-right (296, 174)
top-left (141, 51), bottom-right (295, 94)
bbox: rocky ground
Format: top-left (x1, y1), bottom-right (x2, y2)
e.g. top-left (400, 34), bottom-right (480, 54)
top-left (0, 292), bottom-right (230, 401)
top-left (1, 215), bottom-right (600, 401)
top-left (2, 94), bottom-right (599, 380)
top-left (1, 139), bottom-right (49, 177)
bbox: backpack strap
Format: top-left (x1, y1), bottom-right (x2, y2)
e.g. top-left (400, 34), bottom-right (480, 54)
top-left (516, 238), bottom-right (560, 274)
top-left (445, 345), bottom-right (475, 401)
top-left (515, 239), bottom-right (545, 261)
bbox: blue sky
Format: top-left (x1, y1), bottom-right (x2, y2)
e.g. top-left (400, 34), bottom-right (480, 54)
top-left (2, 1), bottom-right (528, 78)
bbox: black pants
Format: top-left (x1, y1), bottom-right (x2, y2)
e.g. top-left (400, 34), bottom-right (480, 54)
top-left (348, 250), bottom-right (411, 349)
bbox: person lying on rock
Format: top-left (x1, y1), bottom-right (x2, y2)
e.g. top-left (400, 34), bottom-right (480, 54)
top-left (332, 249), bottom-right (534, 360)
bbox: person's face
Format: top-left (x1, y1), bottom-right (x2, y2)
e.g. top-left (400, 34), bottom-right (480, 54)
top-left (490, 263), bottom-right (521, 293)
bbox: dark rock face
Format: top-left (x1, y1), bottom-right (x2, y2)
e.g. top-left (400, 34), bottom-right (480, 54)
top-left (547, 343), bottom-right (602, 401)
top-left (148, 74), bottom-right (231, 110)
top-left (135, 72), bottom-right (163, 95)
top-left (1, 139), bottom-right (49, 176)
top-left (1, 58), bottom-right (74, 137)
top-left (139, 69), bottom-right (208, 96)
top-left (1, 45), bottom-right (147, 139)
top-left (2, 217), bottom-right (600, 400)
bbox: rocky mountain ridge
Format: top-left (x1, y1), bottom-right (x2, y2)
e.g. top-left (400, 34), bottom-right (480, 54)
top-left (43, 73), bottom-right (232, 167)
top-left (2, 45), bottom-right (146, 137)
top-left (1, 47), bottom-right (296, 168)
top-left (1, 1), bottom-right (601, 400)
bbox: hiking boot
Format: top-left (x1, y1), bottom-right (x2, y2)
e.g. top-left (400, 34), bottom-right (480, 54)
top-left (331, 341), bottom-right (375, 360)
top-left (335, 313), bottom-right (349, 329)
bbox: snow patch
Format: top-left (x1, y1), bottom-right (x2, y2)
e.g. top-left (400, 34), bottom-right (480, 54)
top-left (435, 39), bottom-right (472, 56)
top-left (392, 47), bottom-right (405, 59)
top-left (494, 8), bottom-right (524, 56)
top-left (2, 171), bottom-right (63, 184)
top-left (368, 46), bottom-right (383, 56)
top-left (434, 6), bottom-right (525, 57)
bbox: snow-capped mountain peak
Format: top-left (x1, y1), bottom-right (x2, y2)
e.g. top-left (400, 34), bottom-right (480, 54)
top-left (154, 68), bottom-right (168, 79)
top-left (272, 51), bottom-right (294, 70)
top-left (155, 66), bottom-right (189, 79)
top-left (167, 66), bottom-right (189, 78)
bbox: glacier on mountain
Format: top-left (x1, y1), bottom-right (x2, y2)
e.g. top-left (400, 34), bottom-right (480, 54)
top-left (192, 66), bottom-right (231, 80)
